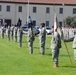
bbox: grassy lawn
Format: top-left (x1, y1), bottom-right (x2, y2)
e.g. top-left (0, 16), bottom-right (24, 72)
top-left (0, 34), bottom-right (76, 75)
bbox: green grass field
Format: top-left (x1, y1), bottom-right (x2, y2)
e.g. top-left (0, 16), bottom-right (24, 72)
top-left (0, 35), bottom-right (76, 75)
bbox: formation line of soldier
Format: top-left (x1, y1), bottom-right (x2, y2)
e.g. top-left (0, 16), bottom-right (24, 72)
top-left (0, 25), bottom-right (23, 48)
top-left (1, 23), bottom-right (76, 68)
top-left (0, 23), bottom-right (62, 68)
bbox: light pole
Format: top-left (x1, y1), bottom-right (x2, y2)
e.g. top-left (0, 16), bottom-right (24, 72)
top-left (62, 3), bottom-right (65, 26)
top-left (27, 0), bottom-right (30, 23)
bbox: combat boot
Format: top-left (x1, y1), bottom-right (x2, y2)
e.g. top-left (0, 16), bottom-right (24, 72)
top-left (53, 63), bottom-right (58, 68)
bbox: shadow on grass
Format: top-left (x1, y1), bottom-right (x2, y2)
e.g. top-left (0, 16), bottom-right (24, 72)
top-left (45, 53), bottom-right (52, 56)
top-left (22, 41), bottom-right (27, 43)
top-left (60, 55), bottom-right (69, 57)
top-left (60, 65), bottom-right (76, 69)
top-left (33, 47), bottom-right (50, 49)
top-left (46, 47), bottom-right (50, 49)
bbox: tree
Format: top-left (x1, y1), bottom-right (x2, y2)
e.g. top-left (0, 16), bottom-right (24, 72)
top-left (64, 16), bottom-right (76, 26)
top-left (70, 16), bottom-right (76, 26)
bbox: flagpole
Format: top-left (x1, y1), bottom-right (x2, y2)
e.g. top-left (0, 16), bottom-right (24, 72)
top-left (28, 0), bottom-right (29, 16)
top-left (63, 39), bottom-right (73, 65)
top-left (62, 3), bottom-right (65, 26)
top-left (61, 3), bottom-right (73, 66)
top-left (27, 0), bottom-right (35, 37)
top-left (27, 0), bottom-right (30, 23)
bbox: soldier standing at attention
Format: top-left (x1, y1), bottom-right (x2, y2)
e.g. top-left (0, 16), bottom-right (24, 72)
top-left (51, 27), bottom-right (61, 68)
top-left (72, 34), bottom-right (76, 61)
top-left (39, 23), bottom-right (46, 55)
top-left (17, 27), bottom-right (23, 48)
top-left (11, 25), bottom-right (14, 40)
top-left (1, 25), bottom-right (4, 39)
top-left (6, 26), bottom-right (10, 41)
top-left (14, 25), bottom-right (18, 42)
top-left (27, 24), bottom-right (35, 54)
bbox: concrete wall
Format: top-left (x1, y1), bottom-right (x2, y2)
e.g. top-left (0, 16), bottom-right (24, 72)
top-left (0, 3), bottom-right (76, 27)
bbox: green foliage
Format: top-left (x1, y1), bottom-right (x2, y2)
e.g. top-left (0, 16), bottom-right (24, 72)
top-left (64, 16), bottom-right (76, 26)
top-left (0, 35), bottom-right (76, 75)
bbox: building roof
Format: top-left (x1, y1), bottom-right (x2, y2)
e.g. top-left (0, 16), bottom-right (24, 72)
top-left (0, 0), bottom-right (76, 5)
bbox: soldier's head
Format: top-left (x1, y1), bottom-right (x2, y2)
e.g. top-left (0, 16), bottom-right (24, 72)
top-left (41, 23), bottom-right (45, 27)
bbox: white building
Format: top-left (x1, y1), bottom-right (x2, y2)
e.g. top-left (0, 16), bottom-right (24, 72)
top-left (0, 0), bottom-right (76, 27)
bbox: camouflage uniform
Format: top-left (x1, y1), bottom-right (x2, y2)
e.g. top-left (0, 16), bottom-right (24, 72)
top-left (11, 26), bottom-right (14, 40)
top-left (14, 26), bottom-right (18, 42)
top-left (1, 26), bottom-right (4, 39)
top-left (39, 23), bottom-right (46, 55)
top-left (6, 26), bottom-right (10, 41)
top-left (17, 27), bottom-right (23, 47)
top-left (73, 35), bottom-right (76, 60)
top-left (27, 26), bottom-right (35, 54)
top-left (51, 29), bottom-right (61, 67)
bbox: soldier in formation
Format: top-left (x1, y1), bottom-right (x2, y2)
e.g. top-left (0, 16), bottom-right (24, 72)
top-left (14, 25), bottom-right (18, 42)
top-left (11, 25), bottom-right (14, 40)
top-left (72, 34), bottom-right (76, 61)
top-left (1, 26), bottom-right (4, 39)
top-left (17, 27), bottom-right (23, 48)
top-left (6, 26), bottom-right (10, 41)
top-left (39, 23), bottom-right (46, 55)
top-left (51, 26), bottom-right (61, 68)
top-left (27, 24), bottom-right (35, 54)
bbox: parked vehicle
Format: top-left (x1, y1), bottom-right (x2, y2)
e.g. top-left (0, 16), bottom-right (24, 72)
top-left (33, 27), bottom-right (39, 35)
top-left (38, 26), bottom-right (52, 35)
top-left (22, 26), bottom-right (28, 31)
top-left (46, 27), bottom-right (52, 35)
top-left (22, 25), bottom-right (39, 35)
top-left (34, 26), bottom-right (40, 31)
top-left (38, 26), bottom-right (42, 32)
top-left (22, 24), bottom-right (28, 31)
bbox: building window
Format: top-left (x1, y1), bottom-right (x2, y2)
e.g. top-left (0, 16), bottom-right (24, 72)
top-left (18, 6), bottom-right (22, 12)
top-left (46, 21), bottom-right (49, 27)
top-left (33, 7), bottom-right (36, 13)
top-left (59, 8), bottom-right (63, 14)
top-left (59, 21), bottom-right (62, 26)
top-left (33, 20), bottom-right (36, 26)
top-left (6, 5), bottom-right (10, 12)
top-left (73, 8), bottom-right (76, 14)
top-left (0, 5), bottom-right (2, 11)
top-left (46, 7), bottom-right (50, 13)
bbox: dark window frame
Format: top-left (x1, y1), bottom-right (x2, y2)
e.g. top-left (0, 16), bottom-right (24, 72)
top-left (6, 5), bottom-right (10, 12)
top-left (18, 6), bottom-right (22, 12)
top-left (46, 21), bottom-right (49, 27)
top-left (0, 5), bottom-right (2, 11)
top-left (33, 7), bottom-right (36, 13)
top-left (73, 8), bottom-right (76, 14)
top-left (59, 21), bottom-right (62, 26)
top-left (46, 7), bottom-right (50, 13)
top-left (59, 8), bottom-right (63, 14)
